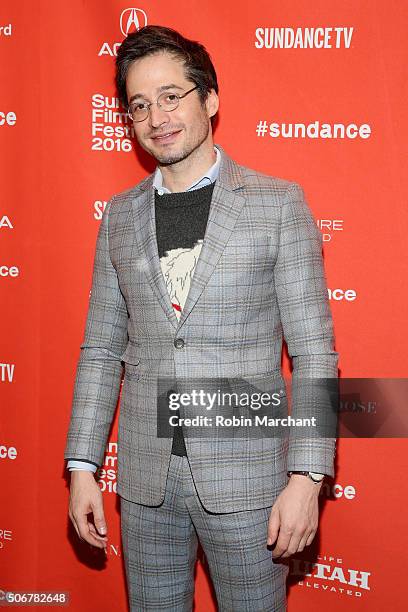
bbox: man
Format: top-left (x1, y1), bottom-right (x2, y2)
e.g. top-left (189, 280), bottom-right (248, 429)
top-left (65, 25), bottom-right (338, 611)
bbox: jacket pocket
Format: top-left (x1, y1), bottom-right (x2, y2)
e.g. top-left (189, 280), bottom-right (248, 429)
top-left (120, 345), bottom-right (141, 379)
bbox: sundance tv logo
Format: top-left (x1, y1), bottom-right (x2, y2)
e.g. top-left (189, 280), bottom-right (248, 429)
top-left (255, 27), bottom-right (354, 49)
top-left (99, 7), bottom-right (148, 57)
top-left (0, 363), bottom-right (14, 382)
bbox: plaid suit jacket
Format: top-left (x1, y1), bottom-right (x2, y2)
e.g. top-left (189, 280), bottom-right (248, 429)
top-left (64, 143), bottom-right (338, 512)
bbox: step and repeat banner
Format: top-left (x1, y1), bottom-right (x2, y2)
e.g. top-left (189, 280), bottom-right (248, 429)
top-left (1, 1), bottom-right (407, 610)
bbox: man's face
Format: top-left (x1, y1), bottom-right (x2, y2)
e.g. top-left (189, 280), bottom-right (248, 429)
top-left (125, 51), bottom-right (218, 165)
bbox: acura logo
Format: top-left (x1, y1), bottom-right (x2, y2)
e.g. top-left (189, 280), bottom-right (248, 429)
top-left (120, 8), bottom-right (147, 36)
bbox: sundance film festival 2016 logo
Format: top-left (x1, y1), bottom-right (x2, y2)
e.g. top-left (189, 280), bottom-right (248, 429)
top-left (91, 93), bottom-right (135, 153)
top-left (98, 7), bottom-right (148, 57)
top-left (97, 442), bottom-right (118, 494)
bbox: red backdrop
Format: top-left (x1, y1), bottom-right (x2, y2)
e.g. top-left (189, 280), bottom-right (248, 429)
top-left (1, 1), bottom-right (407, 610)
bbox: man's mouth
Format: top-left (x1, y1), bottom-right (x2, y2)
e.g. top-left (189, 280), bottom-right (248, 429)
top-left (151, 130), bottom-right (182, 142)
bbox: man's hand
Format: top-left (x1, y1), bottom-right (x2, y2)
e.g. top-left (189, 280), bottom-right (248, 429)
top-left (68, 471), bottom-right (108, 550)
top-left (267, 475), bottom-right (322, 558)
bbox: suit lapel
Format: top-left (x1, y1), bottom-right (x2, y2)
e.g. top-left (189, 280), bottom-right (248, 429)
top-left (130, 143), bottom-right (246, 331)
top-left (176, 181), bottom-right (245, 330)
top-left (130, 182), bottom-right (179, 329)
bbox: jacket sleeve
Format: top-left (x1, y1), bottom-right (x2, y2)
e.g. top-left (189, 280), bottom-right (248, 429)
top-left (64, 198), bottom-right (129, 467)
top-left (273, 182), bottom-right (339, 478)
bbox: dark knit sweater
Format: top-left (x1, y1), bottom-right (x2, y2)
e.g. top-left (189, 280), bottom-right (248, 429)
top-left (154, 181), bottom-right (216, 455)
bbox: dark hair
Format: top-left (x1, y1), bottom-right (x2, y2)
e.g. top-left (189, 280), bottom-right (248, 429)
top-left (115, 25), bottom-right (218, 119)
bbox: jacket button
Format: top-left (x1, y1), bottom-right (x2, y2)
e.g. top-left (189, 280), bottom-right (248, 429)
top-left (174, 338), bottom-right (185, 349)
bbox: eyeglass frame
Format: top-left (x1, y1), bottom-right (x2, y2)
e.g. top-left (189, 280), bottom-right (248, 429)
top-left (127, 85), bottom-right (200, 122)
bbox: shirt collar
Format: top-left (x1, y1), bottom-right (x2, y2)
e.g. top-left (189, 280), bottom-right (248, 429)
top-left (153, 145), bottom-right (220, 195)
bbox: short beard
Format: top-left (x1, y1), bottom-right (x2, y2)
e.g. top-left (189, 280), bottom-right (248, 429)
top-left (154, 148), bottom-right (191, 166)
top-left (151, 119), bottom-right (210, 166)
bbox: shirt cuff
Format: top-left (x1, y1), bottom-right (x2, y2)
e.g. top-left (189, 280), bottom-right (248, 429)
top-left (66, 460), bottom-right (98, 472)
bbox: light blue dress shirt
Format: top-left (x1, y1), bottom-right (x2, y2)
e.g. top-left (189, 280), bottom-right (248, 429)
top-left (152, 145), bottom-right (220, 194)
top-left (67, 146), bottom-right (221, 472)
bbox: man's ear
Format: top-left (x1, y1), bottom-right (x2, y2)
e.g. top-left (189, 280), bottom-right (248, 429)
top-left (205, 88), bottom-right (219, 119)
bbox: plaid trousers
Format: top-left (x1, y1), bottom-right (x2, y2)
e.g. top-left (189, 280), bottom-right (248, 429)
top-left (120, 453), bottom-right (289, 611)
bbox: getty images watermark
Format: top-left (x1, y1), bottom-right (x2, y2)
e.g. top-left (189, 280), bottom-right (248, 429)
top-left (156, 375), bottom-right (339, 440)
top-left (155, 377), bottom-right (408, 440)
top-left (166, 387), bottom-right (316, 430)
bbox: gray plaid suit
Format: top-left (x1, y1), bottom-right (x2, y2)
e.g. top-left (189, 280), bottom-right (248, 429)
top-left (64, 142), bottom-right (338, 514)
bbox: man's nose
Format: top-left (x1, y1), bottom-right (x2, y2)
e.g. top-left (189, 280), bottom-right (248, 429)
top-left (148, 103), bottom-right (170, 128)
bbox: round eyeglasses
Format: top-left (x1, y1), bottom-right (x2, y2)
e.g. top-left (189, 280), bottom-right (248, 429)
top-left (127, 85), bottom-right (199, 122)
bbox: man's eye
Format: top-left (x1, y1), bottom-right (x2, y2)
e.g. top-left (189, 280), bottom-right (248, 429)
top-left (130, 102), bottom-right (147, 112)
top-left (165, 94), bottom-right (178, 102)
